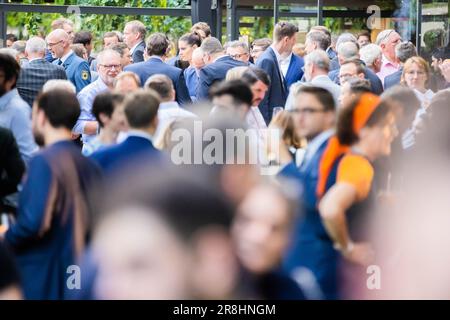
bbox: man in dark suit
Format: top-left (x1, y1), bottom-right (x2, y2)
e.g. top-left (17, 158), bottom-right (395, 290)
top-left (384, 41), bottom-right (417, 90)
top-left (197, 37), bottom-right (248, 100)
top-left (17, 36), bottom-right (67, 107)
top-left (124, 33), bottom-right (192, 106)
top-left (91, 90), bottom-right (161, 176)
top-left (0, 127), bottom-right (25, 201)
top-left (123, 20), bottom-right (146, 64)
top-left (256, 21), bottom-right (300, 124)
top-left (1, 89), bottom-right (101, 300)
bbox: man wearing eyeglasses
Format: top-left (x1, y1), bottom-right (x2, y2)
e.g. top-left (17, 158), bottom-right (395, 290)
top-left (74, 49), bottom-right (122, 149)
top-left (225, 40), bottom-right (252, 65)
top-left (46, 29), bottom-right (91, 93)
top-left (375, 29), bottom-right (402, 84)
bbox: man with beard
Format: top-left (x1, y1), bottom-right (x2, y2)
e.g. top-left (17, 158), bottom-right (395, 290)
top-left (0, 89), bottom-right (101, 299)
top-left (74, 49), bottom-right (122, 149)
top-left (0, 53), bottom-right (38, 163)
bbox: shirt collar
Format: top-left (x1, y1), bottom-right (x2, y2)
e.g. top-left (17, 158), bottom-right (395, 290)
top-left (61, 50), bottom-right (73, 64)
top-left (303, 129), bottom-right (334, 164)
top-left (381, 54), bottom-right (398, 69)
top-left (159, 101), bottom-right (180, 110)
top-left (127, 130), bottom-right (153, 142)
top-left (130, 41), bottom-right (144, 54)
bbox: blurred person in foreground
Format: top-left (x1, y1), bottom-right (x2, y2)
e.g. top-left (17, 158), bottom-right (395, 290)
top-left (0, 241), bottom-right (22, 299)
top-left (232, 179), bottom-right (308, 299)
top-left (0, 89), bottom-right (101, 299)
top-left (84, 167), bottom-right (239, 299)
top-left (317, 93), bottom-right (397, 299)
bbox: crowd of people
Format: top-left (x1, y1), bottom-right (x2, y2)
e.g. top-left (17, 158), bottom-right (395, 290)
top-left (1, 17), bottom-right (450, 300)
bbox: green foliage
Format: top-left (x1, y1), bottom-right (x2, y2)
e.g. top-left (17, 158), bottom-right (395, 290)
top-left (7, 0), bottom-right (191, 50)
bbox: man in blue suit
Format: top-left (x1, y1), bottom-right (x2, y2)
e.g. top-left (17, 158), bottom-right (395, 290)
top-left (1, 89), bottom-right (101, 300)
top-left (124, 33), bottom-right (192, 106)
top-left (197, 37), bottom-right (248, 100)
top-left (90, 90), bottom-right (161, 176)
top-left (277, 86), bottom-right (338, 299)
top-left (257, 21), bottom-right (302, 124)
top-left (46, 29), bottom-right (91, 93)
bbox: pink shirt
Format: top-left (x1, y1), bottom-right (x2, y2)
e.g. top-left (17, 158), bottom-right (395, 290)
top-left (377, 55), bottom-right (400, 86)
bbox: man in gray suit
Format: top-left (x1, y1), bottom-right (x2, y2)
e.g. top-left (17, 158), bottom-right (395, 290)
top-left (123, 21), bottom-right (146, 64)
top-left (16, 37), bottom-right (67, 107)
top-left (286, 50), bottom-right (341, 110)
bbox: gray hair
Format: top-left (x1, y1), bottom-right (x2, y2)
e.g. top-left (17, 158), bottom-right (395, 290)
top-left (338, 41), bottom-right (359, 61)
top-left (306, 31), bottom-right (330, 51)
top-left (336, 32), bottom-right (358, 52)
top-left (11, 40), bottom-right (26, 54)
top-left (25, 36), bottom-right (47, 54)
top-left (96, 49), bottom-right (121, 65)
top-left (395, 41), bottom-right (417, 63)
top-left (0, 48), bottom-right (18, 60)
top-left (42, 80), bottom-right (76, 93)
top-left (200, 37), bottom-right (224, 55)
top-left (359, 44), bottom-right (382, 67)
top-left (304, 49), bottom-right (330, 71)
top-left (224, 40), bottom-right (249, 53)
top-left (376, 29), bottom-right (396, 45)
top-left (125, 20), bottom-right (146, 41)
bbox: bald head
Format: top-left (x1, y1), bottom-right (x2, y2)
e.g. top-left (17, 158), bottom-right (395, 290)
top-left (46, 29), bottom-right (71, 59)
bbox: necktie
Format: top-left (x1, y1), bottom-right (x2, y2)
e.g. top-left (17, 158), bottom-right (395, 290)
top-left (57, 59), bottom-right (63, 66)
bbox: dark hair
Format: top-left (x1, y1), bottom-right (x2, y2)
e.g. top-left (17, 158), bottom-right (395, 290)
top-left (191, 22), bottom-right (211, 38)
top-left (6, 34), bottom-right (17, 42)
top-left (241, 69), bottom-right (259, 86)
top-left (357, 31), bottom-right (371, 40)
top-left (109, 42), bottom-right (128, 57)
top-left (146, 33), bottom-right (170, 57)
top-left (179, 32), bottom-right (202, 48)
top-left (346, 78), bottom-right (371, 94)
top-left (92, 92), bottom-right (125, 127)
top-left (210, 80), bottom-right (253, 107)
top-left (103, 31), bottom-right (120, 43)
top-left (73, 31), bottom-right (93, 46)
top-left (431, 46), bottom-right (450, 61)
top-left (250, 66), bottom-right (271, 86)
top-left (0, 53), bottom-right (20, 88)
top-left (124, 90), bottom-right (160, 129)
top-left (337, 95), bottom-right (392, 145)
top-left (36, 89), bottom-right (80, 130)
top-left (71, 43), bottom-right (86, 59)
top-left (273, 21), bottom-right (299, 43)
top-left (251, 38), bottom-right (272, 51)
top-left (341, 59), bottom-right (365, 75)
top-left (294, 85), bottom-right (335, 112)
top-left (306, 31), bottom-right (330, 51)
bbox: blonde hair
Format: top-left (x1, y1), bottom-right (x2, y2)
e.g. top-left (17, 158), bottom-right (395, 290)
top-left (269, 110), bottom-right (303, 149)
top-left (401, 56), bottom-right (431, 86)
top-left (225, 66), bottom-right (250, 81)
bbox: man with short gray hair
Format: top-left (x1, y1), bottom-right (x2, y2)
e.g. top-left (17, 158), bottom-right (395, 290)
top-left (359, 43), bottom-right (382, 74)
top-left (197, 37), bottom-right (247, 99)
top-left (16, 36), bottom-right (67, 107)
top-left (384, 41), bottom-right (417, 89)
top-left (225, 40), bottom-right (251, 64)
top-left (123, 20), bottom-right (146, 63)
top-left (375, 29), bottom-right (402, 83)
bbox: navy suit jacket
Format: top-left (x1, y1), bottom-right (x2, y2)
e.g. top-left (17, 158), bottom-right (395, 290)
top-left (124, 57), bottom-right (192, 106)
top-left (4, 140), bottom-right (101, 299)
top-left (384, 68), bottom-right (402, 90)
top-left (53, 52), bottom-right (91, 93)
top-left (197, 55), bottom-right (248, 100)
top-left (256, 47), bottom-right (289, 124)
top-left (329, 66), bottom-right (384, 95)
top-left (285, 54), bottom-right (304, 89)
top-left (17, 58), bottom-right (67, 107)
top-left (90, 135), bottom-right (161, 176)
top-left (131, 41), bottom-right (145, 63)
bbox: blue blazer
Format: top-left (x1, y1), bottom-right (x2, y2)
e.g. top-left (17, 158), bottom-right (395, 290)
top-left (256, 47), bottom-right (289, 124)
top-left (90, 135), bottom-right (161, 176)
top-left (329, 66), bottom-right (384, 95)
top-left (285, 54), bottom-right (304, 89)
top-left (279, 137), bottom-right (339, 300)
top-left (53, 52), bottom-right (91, 93)
top-left (4, 141), bottom-right (101, 299)
top-left (384, 68), bottom-right (402, 90)
top-left (124, 57), bottom-right (192, 106)
top-left (197, 55), bottom-right (247, 100)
